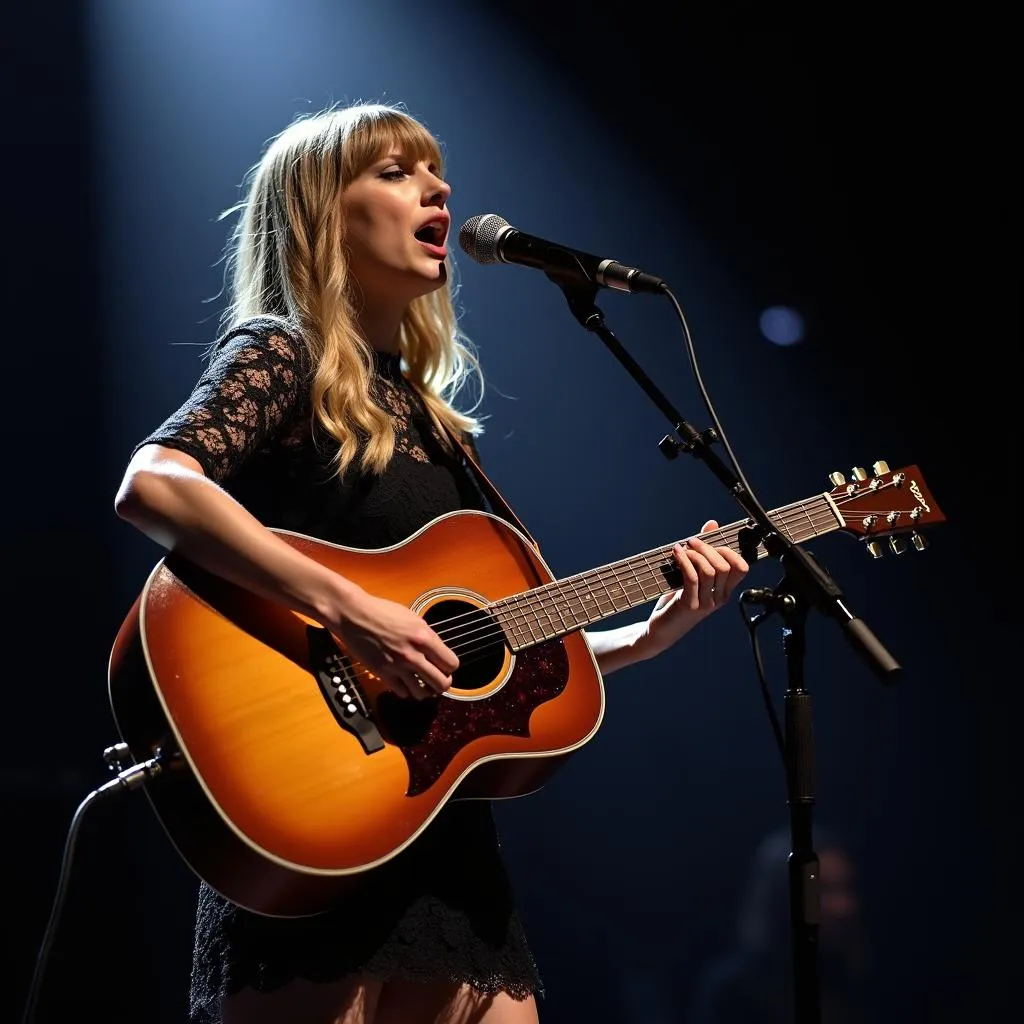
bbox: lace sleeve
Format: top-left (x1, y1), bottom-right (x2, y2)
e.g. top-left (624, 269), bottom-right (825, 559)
top-left (133, 322), bottom-right (308, 483)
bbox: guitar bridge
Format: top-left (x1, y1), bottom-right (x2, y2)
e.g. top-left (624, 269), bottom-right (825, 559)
top-left (307, 625), bottom-right (385, 754)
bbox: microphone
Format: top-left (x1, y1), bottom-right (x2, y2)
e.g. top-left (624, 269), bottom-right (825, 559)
top-left (458, 213), bottom-right (666, 295)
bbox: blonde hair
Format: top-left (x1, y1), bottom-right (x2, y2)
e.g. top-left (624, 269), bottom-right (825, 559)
top-left (218, 102), bottom-right (482, 475)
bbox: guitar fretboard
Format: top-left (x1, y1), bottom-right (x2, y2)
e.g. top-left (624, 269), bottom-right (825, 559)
top-left (488, 494), bottom-right (840, 651)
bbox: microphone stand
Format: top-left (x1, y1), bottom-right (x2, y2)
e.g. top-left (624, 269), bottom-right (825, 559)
top-left (551, 275), bottom-right (901, 1024)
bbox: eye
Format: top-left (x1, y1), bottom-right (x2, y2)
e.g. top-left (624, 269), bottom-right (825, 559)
top-left (380, 167), bottom-right (408, 181)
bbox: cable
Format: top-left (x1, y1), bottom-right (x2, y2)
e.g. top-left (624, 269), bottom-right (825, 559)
top-left (19, 750), bottom-right (163, 1024)
top-left (738, 592), bottom-right (787, 763)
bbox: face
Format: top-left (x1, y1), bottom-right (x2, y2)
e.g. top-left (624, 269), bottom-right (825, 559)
top-left (339, 148), bottom-right (452, 313)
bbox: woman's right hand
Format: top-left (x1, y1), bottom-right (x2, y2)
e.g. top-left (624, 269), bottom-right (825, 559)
top-left (327, 588), bottom-right (460, 700)
top-left (114, 446), bottom-right (457, 701)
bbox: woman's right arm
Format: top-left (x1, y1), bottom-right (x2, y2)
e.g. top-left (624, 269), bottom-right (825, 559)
top-left (115, 443), bottom-right (457, 697)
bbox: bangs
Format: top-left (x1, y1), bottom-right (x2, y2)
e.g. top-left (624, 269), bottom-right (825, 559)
top-left (342, 107), bottom-right (444, 181)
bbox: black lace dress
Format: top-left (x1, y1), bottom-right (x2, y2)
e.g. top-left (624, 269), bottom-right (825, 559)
top-left (132, 317), bottom-right (543, 1022)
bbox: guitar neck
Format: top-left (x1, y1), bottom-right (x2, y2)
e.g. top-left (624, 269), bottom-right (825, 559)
top-left (489, 493), bottom-right (841, 651)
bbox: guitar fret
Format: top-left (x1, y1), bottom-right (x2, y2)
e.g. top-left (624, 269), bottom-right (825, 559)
top-left (520, 594), bottom-right (542, 646)
top-left (510, 594), bottom-right (534, 646)
top-left (558, 581), bottom-right (579, 629)
top-left (566, 578), bottom-right (589, 628)
top-left (558, 593), bottom-right (576, 634)
top-left (598, 571), bottom-right (617, 614)
top-left (636, 554), bottom-right (661, 602)
top-left (557, 583), bottom-right (582, 628)
top-left (504, 533), bottom-right (754, 647)
top-left (775, 515), bottom-right (796, 544)
top-left (799, 501), bottom-right (821, 539)
top-left (536, 593), bottom-right (558, 637)
top-left (502, 594), bottom-right (532, 648)
top-left (569, 583), bottom-right (591, 623)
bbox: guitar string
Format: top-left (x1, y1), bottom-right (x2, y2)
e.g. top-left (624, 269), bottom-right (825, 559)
top-left (339, 504), bottom-right (843, 686)
top-left (433, 502), bottom-right (830, 639)
top-left (335, 483), bottom-right (918, 688)
top-left (428, 479), bottom-right (912, 651)
top-left (430, 508), bottom-right (838, 654)
top-left (357, 498), bottom-right (892, 668)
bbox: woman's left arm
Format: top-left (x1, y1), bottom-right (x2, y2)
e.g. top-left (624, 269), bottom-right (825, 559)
top-left (585, 521), bottom-right (750, 676)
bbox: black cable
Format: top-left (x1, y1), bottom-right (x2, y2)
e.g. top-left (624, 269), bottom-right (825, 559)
top-left (20, 755), bottom-right (163, 1024)
top-left (739, 596), bottom-right (787, 763)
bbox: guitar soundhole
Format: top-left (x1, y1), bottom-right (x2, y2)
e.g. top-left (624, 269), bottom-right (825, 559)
top-left (423, 599), bottom-right (507, 693)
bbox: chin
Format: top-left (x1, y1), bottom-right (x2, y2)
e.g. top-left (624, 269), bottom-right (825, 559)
top-left (413, 261), bottom-right (448, 295)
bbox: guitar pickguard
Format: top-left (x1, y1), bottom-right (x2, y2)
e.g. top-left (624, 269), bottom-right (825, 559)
top-left (378, 639), bottom-right (570, 796)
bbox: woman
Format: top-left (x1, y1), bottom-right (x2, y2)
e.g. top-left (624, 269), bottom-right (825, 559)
top-left (113, 101), bottom-right (749, 1024)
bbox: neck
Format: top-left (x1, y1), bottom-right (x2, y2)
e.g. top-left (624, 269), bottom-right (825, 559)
top-left (355, 301), bottom-right (406, 355)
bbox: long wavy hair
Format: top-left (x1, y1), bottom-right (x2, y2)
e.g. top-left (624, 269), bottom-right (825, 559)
top-left (218, 102), bottom-right (483, 475)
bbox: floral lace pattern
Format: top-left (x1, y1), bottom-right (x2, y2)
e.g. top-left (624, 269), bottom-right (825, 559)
top-left (370, 355), bottom-right (432, 463)
top-left (187, 802), bottom-right (544, 1021)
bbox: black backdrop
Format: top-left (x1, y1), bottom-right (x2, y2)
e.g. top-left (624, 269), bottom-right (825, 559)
top-left (4, 3), bottom-right (1017, 1021)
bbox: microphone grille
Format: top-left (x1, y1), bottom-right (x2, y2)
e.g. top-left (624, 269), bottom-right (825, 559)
top-left (458, 213), bottom-right (510, 265)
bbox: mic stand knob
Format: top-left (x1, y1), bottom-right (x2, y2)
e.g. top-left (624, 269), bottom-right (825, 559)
top-left (102, 742), bottom-right (132, 772)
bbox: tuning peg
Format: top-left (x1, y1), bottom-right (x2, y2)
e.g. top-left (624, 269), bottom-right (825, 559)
top-left (888, 536), bottom-right (908, 555)
top-left (866, 540), bottom-right (885, 559)
top-left (851, 467), bottom-right (869, 481)
top-left (910, 531), bottom-right (928, 552)
top-left (872, 460), bottom-right (890, 476)
top-left (829, 471), bottom-right (846, 486)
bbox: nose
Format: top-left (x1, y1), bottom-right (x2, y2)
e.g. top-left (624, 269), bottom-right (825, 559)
top-left (424, 171), bottom-right (451, 208)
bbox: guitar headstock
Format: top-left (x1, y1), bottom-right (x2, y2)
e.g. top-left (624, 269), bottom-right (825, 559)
top-left (828, 460), bottom-right (945, 557)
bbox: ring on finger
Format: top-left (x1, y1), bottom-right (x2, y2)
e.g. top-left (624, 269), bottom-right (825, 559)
top-left (413, 673), bottom-right (427, 690)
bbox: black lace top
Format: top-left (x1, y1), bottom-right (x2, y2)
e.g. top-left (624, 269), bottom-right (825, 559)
top-left (138, 316), bottom-right (489, 547)
top-left (133, 317), bottom-right (543, 1020)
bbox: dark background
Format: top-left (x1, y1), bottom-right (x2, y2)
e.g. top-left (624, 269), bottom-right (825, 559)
top-left (5, 2), bottom-right (1018, 1022)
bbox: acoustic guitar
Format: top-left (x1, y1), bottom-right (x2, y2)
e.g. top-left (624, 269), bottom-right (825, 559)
top-left (107, 460), bottom-right (943, 917)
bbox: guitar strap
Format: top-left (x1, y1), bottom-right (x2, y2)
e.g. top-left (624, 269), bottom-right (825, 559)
top-left (441, 423), bottom-right (540, 553)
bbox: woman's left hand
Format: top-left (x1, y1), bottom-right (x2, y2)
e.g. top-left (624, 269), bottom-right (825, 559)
top-left (639, 520), bottom-right (750, 659)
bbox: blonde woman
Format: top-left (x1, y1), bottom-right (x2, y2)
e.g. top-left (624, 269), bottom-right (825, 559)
top-left (114, 102), bottom-right (748, 1024)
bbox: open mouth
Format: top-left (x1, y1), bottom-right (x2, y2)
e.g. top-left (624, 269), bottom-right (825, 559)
top-left (414, 220), bottom-right (448, 248)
